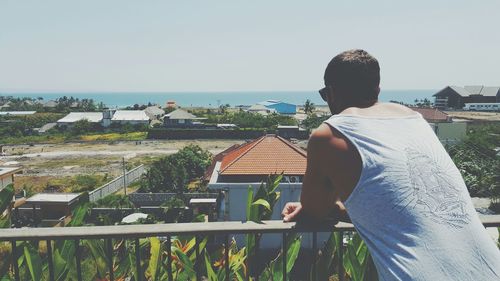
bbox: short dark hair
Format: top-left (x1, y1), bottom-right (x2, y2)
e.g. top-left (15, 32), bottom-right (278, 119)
top-left (324, 49), bottom-right (380, 102)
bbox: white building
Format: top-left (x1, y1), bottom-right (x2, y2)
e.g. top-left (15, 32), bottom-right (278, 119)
top-left (111, 110), bottom-right (150, 126)
top-left (57, 112), bottom-right (103, 128)
top-left (0, 166), bottom-right (22, 189)
top-left (206, 135), bottom-right (326, 248)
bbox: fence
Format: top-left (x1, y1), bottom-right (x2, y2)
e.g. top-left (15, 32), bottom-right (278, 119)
top-left (89, 165), bottom-right (146, 202)
top-left (1, 216), bottom-right (499, 281)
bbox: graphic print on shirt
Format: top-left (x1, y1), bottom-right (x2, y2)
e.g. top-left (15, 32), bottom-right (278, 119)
top-left (398, 147), bottom-right (471, 228)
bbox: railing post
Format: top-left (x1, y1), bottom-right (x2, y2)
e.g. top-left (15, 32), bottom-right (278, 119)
top-left (106, 238), bottom-right (114, 281)
top-left (254, 233), bottom-right (259, 281)
top-left (47, 240), bottom-right (55, 281)
top-left (75, 239), bottom-right (83, 281)
top-left (167, 235), bottom-right (173, 281)
top-left (135, 238), bottom-right (142, 281)
top-left (225, 234), bottom-right (230, 281)
top-left (338, 231), bottom-right (344, 281)
top-left (11, 240), bottom-right (20, 281)
top-left (282, 232), bottom-right (287, 281)
top-left (195, 235), bottom-right (201, 281)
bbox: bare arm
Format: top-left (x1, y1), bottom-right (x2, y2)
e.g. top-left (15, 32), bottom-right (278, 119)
top-left (283, 123), bottom-right (359, 222)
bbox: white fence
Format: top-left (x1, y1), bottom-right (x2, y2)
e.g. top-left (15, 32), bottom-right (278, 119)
top-left (89, 165), bottom-right (146, 202)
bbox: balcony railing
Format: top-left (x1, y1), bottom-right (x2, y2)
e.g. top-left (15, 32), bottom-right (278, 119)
top-left (1, 215), bottom-right (499, 281)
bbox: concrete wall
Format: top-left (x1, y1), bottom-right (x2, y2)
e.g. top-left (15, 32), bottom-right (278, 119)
top-left (431, 122), bottom-right (467, 141)
top-left (0, 175), bottom-right (13, 189)
top-left (209, 182), bottom-right (330, 249)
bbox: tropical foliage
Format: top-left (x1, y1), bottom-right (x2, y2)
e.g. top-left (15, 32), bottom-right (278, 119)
top-left (140, 145), bottom-right (213, 193)
top-left (0, 176), bottom-right (381, 280)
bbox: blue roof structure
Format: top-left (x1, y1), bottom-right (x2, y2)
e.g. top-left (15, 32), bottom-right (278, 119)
top-left (257, 100), bottom-right (296, 114)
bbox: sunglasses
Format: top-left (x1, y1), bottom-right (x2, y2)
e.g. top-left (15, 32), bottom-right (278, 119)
top-left (318, 86), bottom-right (331, 102)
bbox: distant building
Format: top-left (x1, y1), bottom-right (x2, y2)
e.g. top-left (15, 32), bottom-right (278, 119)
top-left (247, 104), bottom-right (276, 115)
top-left (0, 166), bottom-right (22, 189)
top-left (111, 110), bottom-right (150, 126)
top-left (144, 106), bottom-right (165, 120)
top-left (258, 100), bottom-right (297, 115)
top-left (165, 100), bottom-right (177, 109)
top-left (35, 122), bottom-right (57, 134)
top-left (433, 85), bottom-right (500, 109)
top-left (163, 109), bottom-right (204, 128)
top-left (57, 112), bottom-right (103, 128)
top-left (0, 111), bottom-right (36, 116)
top-left (42, 100), bottom-right (58, 108)
top-left (410, 107), bottom-right (467, 142)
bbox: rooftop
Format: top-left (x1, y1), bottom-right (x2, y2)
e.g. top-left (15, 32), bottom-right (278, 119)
top-left (410, 107), bottom-right (450, 122)
top-left (218, 134), bottom-right (307, 175)
top-left (0, 166), bottom-right (22, 178)
top-left (164, 108), bottom-right (201, 120)
top-left (57, 112), bottom-right (103, 123)
top-left (26, 193), bottom-right (81, 204)
top-left (0, 111), bottom-right (37, 116)
top-left (111, 110), bottom-right (150, 121)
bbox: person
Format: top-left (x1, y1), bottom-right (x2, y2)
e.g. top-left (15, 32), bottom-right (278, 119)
top-left (282, 49), bottom-right (500, 280)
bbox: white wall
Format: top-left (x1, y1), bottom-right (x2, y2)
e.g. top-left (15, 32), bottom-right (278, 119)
top-left (0, 175), bottom-right (13, 189)
top-left (209, 182), bottom-right (331, 249)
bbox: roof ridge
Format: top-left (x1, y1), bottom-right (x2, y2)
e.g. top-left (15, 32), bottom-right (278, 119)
top-left (218, 136), bottom-right (267, 174)
top-left (275, 135), bottom-right (307, 157)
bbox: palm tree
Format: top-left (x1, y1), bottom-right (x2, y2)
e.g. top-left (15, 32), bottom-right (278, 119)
top-left (304, 99), bottom-right (315, 115)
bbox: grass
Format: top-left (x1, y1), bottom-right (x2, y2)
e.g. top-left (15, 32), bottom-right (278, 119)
top-left (78, 131), bottom-right (147, 142)
top-left (14, 174), bottom-right (110, 196)
top-left (0, 131), bottom-right (147, 145)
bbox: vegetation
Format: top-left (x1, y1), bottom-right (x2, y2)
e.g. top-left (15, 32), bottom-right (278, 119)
top-left (0, 175), bottom-right (383, 280)
top-left (0, 95), bottom-right (102, 113)
top-left (301, 114), bottom-right (330, 131)
top-left (14, 174), bottom-right (109, 196)
top-left (445, 123), bottom-right (500, 211)
top-left (202, 110), bottom-right (297, 129)
top-left (140, 145), bottom-right (213, 193)
top-left (91, 194), bottom-right (135, 209)
top-left (303, 99), bottom-right (315, 115)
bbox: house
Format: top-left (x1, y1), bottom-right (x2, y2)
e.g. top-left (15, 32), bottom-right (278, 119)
top-left (111, 110), bottom-right (150, 126)
top-left (433, 86), bottom-right (500, 109)
top-left (206, 134), bottom-right (325, 248)
top-left (247, 104), bottom-right (276, 115)
top-left (258, 100), bottom-right (297, 115)
top-left (0, 111), bottom-right (37, 116)
top-left (163, 109), bottom-right (204, 128)
top-left (410, 107), bottom-right (467, 142)
top-left (165, 100), bottom-right (177, 109)
top-left (42, 100), bottom-right (58, 108)
top-left (21, 193), bottom-right (83, 226)
top-left (144, 106), bottom-right (165, 120)
top-left (0, 166), bottom-right (22, 189)
top-left (57, 112), bottom-right (103, 128)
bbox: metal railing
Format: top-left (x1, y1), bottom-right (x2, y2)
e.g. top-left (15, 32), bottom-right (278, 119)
top-left (88, 164), bottom-right (146, 202)
top-left (1, 215), bottom-right (499, 281)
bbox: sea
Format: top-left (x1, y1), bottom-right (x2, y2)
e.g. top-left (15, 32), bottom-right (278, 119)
top-left (1, 90), bottom-right (435, 108)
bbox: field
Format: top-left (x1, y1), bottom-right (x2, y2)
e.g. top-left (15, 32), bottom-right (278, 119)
top-left (1, 139), bottom-right (245, 195)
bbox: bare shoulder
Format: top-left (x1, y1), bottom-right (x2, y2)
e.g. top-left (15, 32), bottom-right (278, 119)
top-left (309, 123), bottom-right (350, 153)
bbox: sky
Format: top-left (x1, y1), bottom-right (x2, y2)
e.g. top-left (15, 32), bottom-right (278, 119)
top-left (0, 1), bottom-right (499, 92)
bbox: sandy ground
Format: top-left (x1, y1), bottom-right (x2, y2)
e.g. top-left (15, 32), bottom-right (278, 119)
top-left (445, 111), bottom-right (500, 121)
top-left (0, 140), bottom-right (244, 177)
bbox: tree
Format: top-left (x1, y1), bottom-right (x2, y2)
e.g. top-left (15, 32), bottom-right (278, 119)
top-left (140, 145), bottom-right (213, 193)
top-left (304, 99), bottom-right (315, 115)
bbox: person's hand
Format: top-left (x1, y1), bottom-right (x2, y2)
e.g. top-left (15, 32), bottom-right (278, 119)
top-left (281, 202), bottom-right (302, 222)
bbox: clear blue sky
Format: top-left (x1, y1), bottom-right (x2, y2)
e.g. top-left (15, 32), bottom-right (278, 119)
top-left (1, 1), bottom-right (499, 92)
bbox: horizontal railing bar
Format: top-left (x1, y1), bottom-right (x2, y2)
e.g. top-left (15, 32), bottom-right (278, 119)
top-left (0, 215), bottom-right (498, 241)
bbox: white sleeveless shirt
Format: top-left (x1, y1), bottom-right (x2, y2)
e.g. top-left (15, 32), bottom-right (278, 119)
top-left (324, 113), bottom-right (500, 281)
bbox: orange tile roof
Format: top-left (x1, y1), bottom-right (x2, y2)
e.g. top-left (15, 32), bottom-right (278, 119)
top-left (410, 107), bottom-right (449, 122)
top-left (219, 135), bottom-right (307, 175)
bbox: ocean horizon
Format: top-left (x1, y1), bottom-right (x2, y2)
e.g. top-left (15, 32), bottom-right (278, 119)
top-left (0, 90), bottom-right (436, 108)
